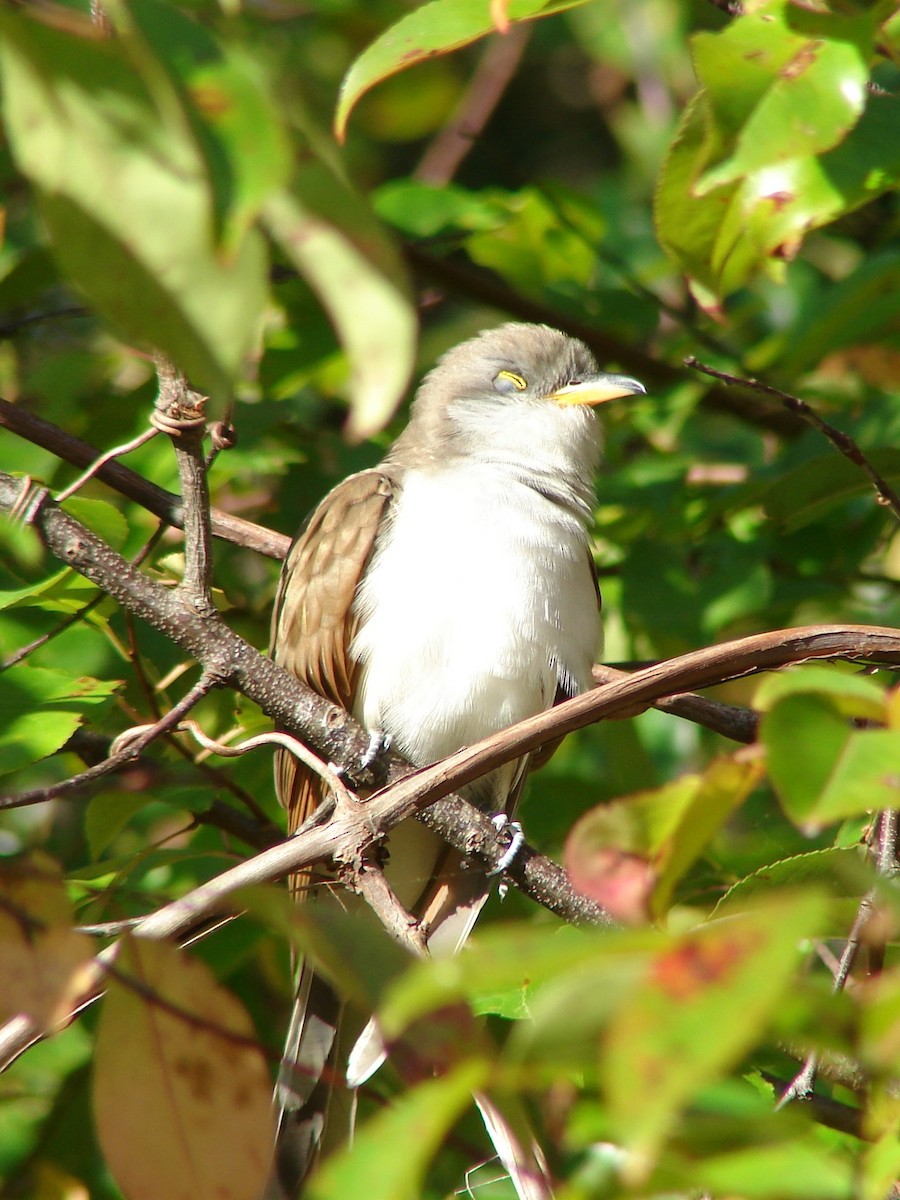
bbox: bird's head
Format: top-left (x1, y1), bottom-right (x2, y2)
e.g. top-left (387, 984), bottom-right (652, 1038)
top-left (392, 323), bottom-right (646, 472)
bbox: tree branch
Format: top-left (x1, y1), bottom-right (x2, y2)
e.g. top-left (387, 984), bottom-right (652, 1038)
top-left (0, 396), bottom-right (289, 559)
top-left (152, 358), bottom-right (216, 614)
top-left (685, 358), bottom-right (900, 523)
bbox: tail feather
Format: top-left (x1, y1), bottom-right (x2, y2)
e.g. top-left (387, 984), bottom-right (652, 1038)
top-left (265, 966), bottom-right (341, 1199)
top-left (475, 1091), bottom-right (554, 1200)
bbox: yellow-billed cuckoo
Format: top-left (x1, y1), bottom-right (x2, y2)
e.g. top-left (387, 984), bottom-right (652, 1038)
top-left (267, 323), bottom-right (644, 1198)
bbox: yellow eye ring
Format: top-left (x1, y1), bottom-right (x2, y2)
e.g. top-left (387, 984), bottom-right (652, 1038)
top-left (494, 370), bottom-right (527, 393)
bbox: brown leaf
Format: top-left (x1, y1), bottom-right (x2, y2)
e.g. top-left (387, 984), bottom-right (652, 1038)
top-left (93, 935), bottom-right (274, 1200)
top-left (0, 852), bottom-right (94, 1031)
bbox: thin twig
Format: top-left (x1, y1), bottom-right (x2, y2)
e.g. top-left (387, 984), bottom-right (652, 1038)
top-left (1, 673), bottom-right (218, 811)
top-left (177, 720), bottom-right (355, 810)
top-left (777, 891), bottom-right (875, 1107)
top-left (351, 864), bottom-right (429, 957)
top-left (414, 26), bottom-right (530, 186)
top-left (0, 397), bottom-right (289, 559)
top-left (778, 807), bottom-right (899, 1107)
top-left (685, 358), bottom-right (900, 522)
top-left (54, 427), bottom-right (159, 503)
top-left (592, 663), bottom-right (758, 743)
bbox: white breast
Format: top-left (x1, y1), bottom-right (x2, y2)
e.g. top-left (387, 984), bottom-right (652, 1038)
top-left (350, 463), bottom-right (600, 804)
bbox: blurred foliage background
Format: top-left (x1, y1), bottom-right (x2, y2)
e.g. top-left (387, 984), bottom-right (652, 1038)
top-left (0, 0), bottom-right (899, 1196)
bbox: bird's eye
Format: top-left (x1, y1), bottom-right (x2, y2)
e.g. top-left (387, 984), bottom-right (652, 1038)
top-left (494, 370), bottom-right (527, 393)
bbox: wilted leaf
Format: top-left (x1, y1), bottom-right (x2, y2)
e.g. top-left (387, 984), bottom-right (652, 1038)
top-left (0, 853), bottom-right (94, 1031)
top-left (94, 935), bottom-right (274, 1200)
top-left (565, 756), bottom-right (761, 921)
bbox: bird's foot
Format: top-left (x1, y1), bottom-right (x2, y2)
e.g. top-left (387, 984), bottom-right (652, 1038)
top-left (361, 729), bottom-right (392, 771)
top-left (487, 814), bottom-right (525, 884)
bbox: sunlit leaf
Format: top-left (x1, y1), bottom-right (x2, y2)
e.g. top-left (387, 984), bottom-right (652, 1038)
top-left (655, 0), bottom-right (896, 302)
top-left (760, 673), bottom-right (900, 828)
top-left (109, 0), bottom-right (291, 254)
top-left (62, 497), bottom-right (129, 551)
top-left (0, 4), bottom-right (269, 397)
top-left (692, 3), bottom-right (871, 194)
top-left (754, 664), bottom-right (888, 718)
top-left (0, 663), bottom-right (120, 775)
top-left (94, 935), bottom-right (273, 1200)
top-left (264, 173), bottom-right (416, 439)
top-left (335, 0), bottom-right (598, 141)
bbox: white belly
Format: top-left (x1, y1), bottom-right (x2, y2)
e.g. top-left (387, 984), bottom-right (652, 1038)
top-left (351, 466), bottom-right (600, 805)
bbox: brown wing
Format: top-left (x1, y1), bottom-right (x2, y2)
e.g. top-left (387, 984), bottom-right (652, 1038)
top-left (531, 548), bottom-right (602, 771)
top-left (270, 469), bottom-right (397, 846)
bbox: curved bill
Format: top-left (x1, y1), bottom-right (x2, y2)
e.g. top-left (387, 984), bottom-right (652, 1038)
top-left (550, 373), bottom-right (646, 407)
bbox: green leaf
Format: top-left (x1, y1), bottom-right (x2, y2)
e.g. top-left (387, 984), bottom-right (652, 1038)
top-left (755, 664), bottom-right (888, 717)
top-left (655, 0), bottom-right (897, 302)
top-left (110, 0), bottom-right (291, 254)
top-left (755, 449), bottom-right (900, 533)
top-left (601, 890), bottom-right (828, 1169)
top-left (264, 173), bottom-right (416, 439)
top-left (685, 1141), bottom-right (853, 1199)
top-left (716, 847), bottom-right (871, 915)
top-left (0, 568), bottom-right (101, 616)
top-left (85, 791), bottom-right (152, 861)
top-left (777, 251), bottom-right (900, 378)
top-left (0, 663), bottom-right (120, 776)
top-left (380, 923), bottom-right (647, 1042)
top-left (0, 4), bottom-right (269, 397)
top-left (307, 1063), bottom-right (485, 1200)
top-left (761, 687), bottom-right (900, 829)
top-left (692, 3), bottom-right (871, 194)
top-left (62, 497), bottom-right (128, 551)
top-left (374, 179), bottom-right (510, 238)
top-left (335, 0), bottom-right (598, 141)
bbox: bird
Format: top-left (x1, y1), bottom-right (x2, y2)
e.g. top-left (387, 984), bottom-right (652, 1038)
top-left (266, 322), bottom-right (645, 1198)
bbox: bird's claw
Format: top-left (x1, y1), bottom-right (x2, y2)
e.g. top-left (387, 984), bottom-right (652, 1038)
top-left (487, 814), bottom-right (525, 881)
top-left (360, 729), bottom-right (392, 772)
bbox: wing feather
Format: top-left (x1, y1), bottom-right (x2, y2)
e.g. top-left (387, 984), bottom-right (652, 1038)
top-left (270, 469), bottom-right (397, 843)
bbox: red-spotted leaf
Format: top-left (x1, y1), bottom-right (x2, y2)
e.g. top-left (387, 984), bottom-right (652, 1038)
top-left (601, 889), bottom-right (827, 1172)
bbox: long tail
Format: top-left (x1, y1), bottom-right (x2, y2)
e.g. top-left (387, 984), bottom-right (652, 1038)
top-left (265, 965), bottom-right (342, 1199)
